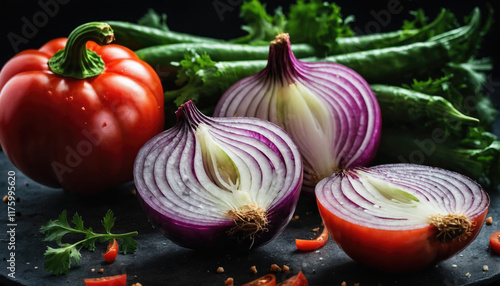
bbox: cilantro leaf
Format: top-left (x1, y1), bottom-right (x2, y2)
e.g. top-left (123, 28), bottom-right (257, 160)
top-left (121, 237), bottom-right (138, 254)
top-left (41, 209), bottom-right (138, 275)
top-left (43, 245), bottom-right (75, 276)
top-left (40, 210), bottom-right (74, 246)
top-left (102, 209), bottom-right (116, 234)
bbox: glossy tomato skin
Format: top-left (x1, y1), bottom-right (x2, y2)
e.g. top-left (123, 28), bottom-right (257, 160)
top-left (317, 199), bottom-right (489, 272)
top-left (489, 230), bottom-right (500, 255)
top-left (0, 38), bottom-right (164, 194)
top-left (103, 239), bottom-right (119, 263)
top-left (84, 274), bottom-right (127, 286)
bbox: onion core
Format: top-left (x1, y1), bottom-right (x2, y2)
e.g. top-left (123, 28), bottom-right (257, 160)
top-left (134, 100), bottom-right (303, 250)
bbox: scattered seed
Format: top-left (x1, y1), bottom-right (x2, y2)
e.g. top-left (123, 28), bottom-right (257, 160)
top-left (217, 267), bottom-right (224, 274)
top-left (354, 283), bottom-right (360, 286)
top-left (483, 265), bottom-right (489, 271)
top-left (98, 268), bottom-right (104, 274)
top-left (225, 277), bottom-right (234, 286)
top-left (131, 189), bottom-right (137, 196)
top-left (34, 266), bottom-right (38, 270)
top-left (282, 265), bottom-right (290, 272)
top-left (270, 264), bottom-right (282, 272)
top-left (465, 272), bottom-right (471, 278)
top-left (3, 195), bottom-right (8, 203)
top-left (250, 265), bottom-right (257, 274)
top-left (131, 283), bottom-right (143, 286)
top-left (91, 268), bottom-right (95, 272)
top-left (341, 282), bottom-right (347, 286)
top-left (291, 215), bottom-right (300, 221)
top-left (452, 264), bottom-right (457, 268)
top-left (311, 227), bottom-right (320, 232)
top-left (486, 217), bottom-right (493, 225)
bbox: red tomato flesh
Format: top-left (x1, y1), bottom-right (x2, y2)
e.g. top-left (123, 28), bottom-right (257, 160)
top-left (242, 274), bottom-right (276, 286)
top-left (296, 227), bottom-right (329, 251)
top-left (489, 230), bottom-right (500, 255)
top-left (103, 238), bottom-right (118, 263)
top-left (317, 198), bottom-right (489, 272)
top-left (84, 274), bottom-right (126, 286)
top-left (277, 271), bottom-right (308, 286)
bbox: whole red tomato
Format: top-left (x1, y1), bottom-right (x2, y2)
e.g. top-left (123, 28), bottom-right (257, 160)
top-left (0, 22), bottom-right (164, 194)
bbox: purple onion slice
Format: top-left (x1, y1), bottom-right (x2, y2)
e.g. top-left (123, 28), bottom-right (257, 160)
top-left (214, 33), bottom-right (381, 195)
top-left (134, 100), bottom-right (303, 250)
top-left (316, 163), bottom-right (490, 272)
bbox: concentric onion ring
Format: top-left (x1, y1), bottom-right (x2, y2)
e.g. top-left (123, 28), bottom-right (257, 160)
top-left (134, 100), bottom-right (303, 250)
top-left (316, 163), bottom-right (490, 272)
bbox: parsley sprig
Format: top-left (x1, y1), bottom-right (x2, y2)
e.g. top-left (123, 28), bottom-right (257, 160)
top-left (40, 209), bottom-right (138, 275)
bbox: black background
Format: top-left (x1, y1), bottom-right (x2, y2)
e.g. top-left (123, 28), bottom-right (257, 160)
top-left (0, 0), bottom-right (499, 65)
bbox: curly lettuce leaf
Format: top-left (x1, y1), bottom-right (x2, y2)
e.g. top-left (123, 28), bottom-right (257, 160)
top-left (231, 0), bottom-right (285, 45)
top-left (286, 0), bottom-right (354, 54)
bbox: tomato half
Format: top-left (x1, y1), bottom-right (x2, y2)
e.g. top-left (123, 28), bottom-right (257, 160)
top-left (103, 239), bottom-right (119, 263)
top-left (242, 274), bottom-right (276, 286)
top-left (83, 274), bottom-right (127, 286)
top-left (317, 198), bottom-right (489, 272)
top-left (276, 271), bottom-right (308, 286)
top-left (489, 230), bottom-right (500, 255)
top-left (296, 227), bottom-right (329, 251)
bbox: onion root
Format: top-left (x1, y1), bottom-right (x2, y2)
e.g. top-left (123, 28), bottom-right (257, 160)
top-left (429, 213), bottom-right (474, 243)
top-left (227, 203), bottom-right (268, 246)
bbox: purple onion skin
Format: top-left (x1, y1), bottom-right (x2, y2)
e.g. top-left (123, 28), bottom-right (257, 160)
top-left (134, 100), bottom-right (303, 251)
top-left (214, 34), bottom-right (381, 195)
top-left (136, 190), bottom-right (300, 251)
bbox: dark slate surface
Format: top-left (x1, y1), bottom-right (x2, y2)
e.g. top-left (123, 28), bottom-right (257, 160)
top-left (0, 151), bottom-right (499, 286)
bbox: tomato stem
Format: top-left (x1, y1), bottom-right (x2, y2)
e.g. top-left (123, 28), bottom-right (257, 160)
top-left (48, 22), bottom-right (114, 79)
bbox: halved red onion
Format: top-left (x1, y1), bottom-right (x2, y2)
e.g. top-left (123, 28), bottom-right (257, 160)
top-left (214, 33), bottom-right (381, 195)
top-left (134, 100), bottom-right (303, 250)
top-left (316, 164), bottom-right (490, 272)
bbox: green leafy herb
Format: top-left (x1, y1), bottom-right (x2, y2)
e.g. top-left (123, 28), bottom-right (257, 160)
top-left (40, 209), bottom-right (138, 275)
top-left (231, 0), bottom-right (286, 45)
top-left (286, 0), bottom-right (354, 54)
top-left (137, 8), bottom-right (169, 31)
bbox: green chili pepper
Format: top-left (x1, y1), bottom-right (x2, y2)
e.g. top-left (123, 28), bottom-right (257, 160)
top-left (106, 21), bottom-right (223, 50)
top-left (370, 84), bottom-right (479, 131)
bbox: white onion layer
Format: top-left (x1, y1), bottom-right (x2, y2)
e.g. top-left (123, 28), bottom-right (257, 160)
top-left (134, 100), bottom-right (303, 249)
top-left (316, 164), bottom-right (489, 230)
top-left (214, 33), bottom-right (381, 194)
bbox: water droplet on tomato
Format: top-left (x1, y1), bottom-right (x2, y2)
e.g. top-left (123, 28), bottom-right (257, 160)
top-left (66, 96), bottom-right (73, 102)
top-left (81, 107), bottom-right (85, 111)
